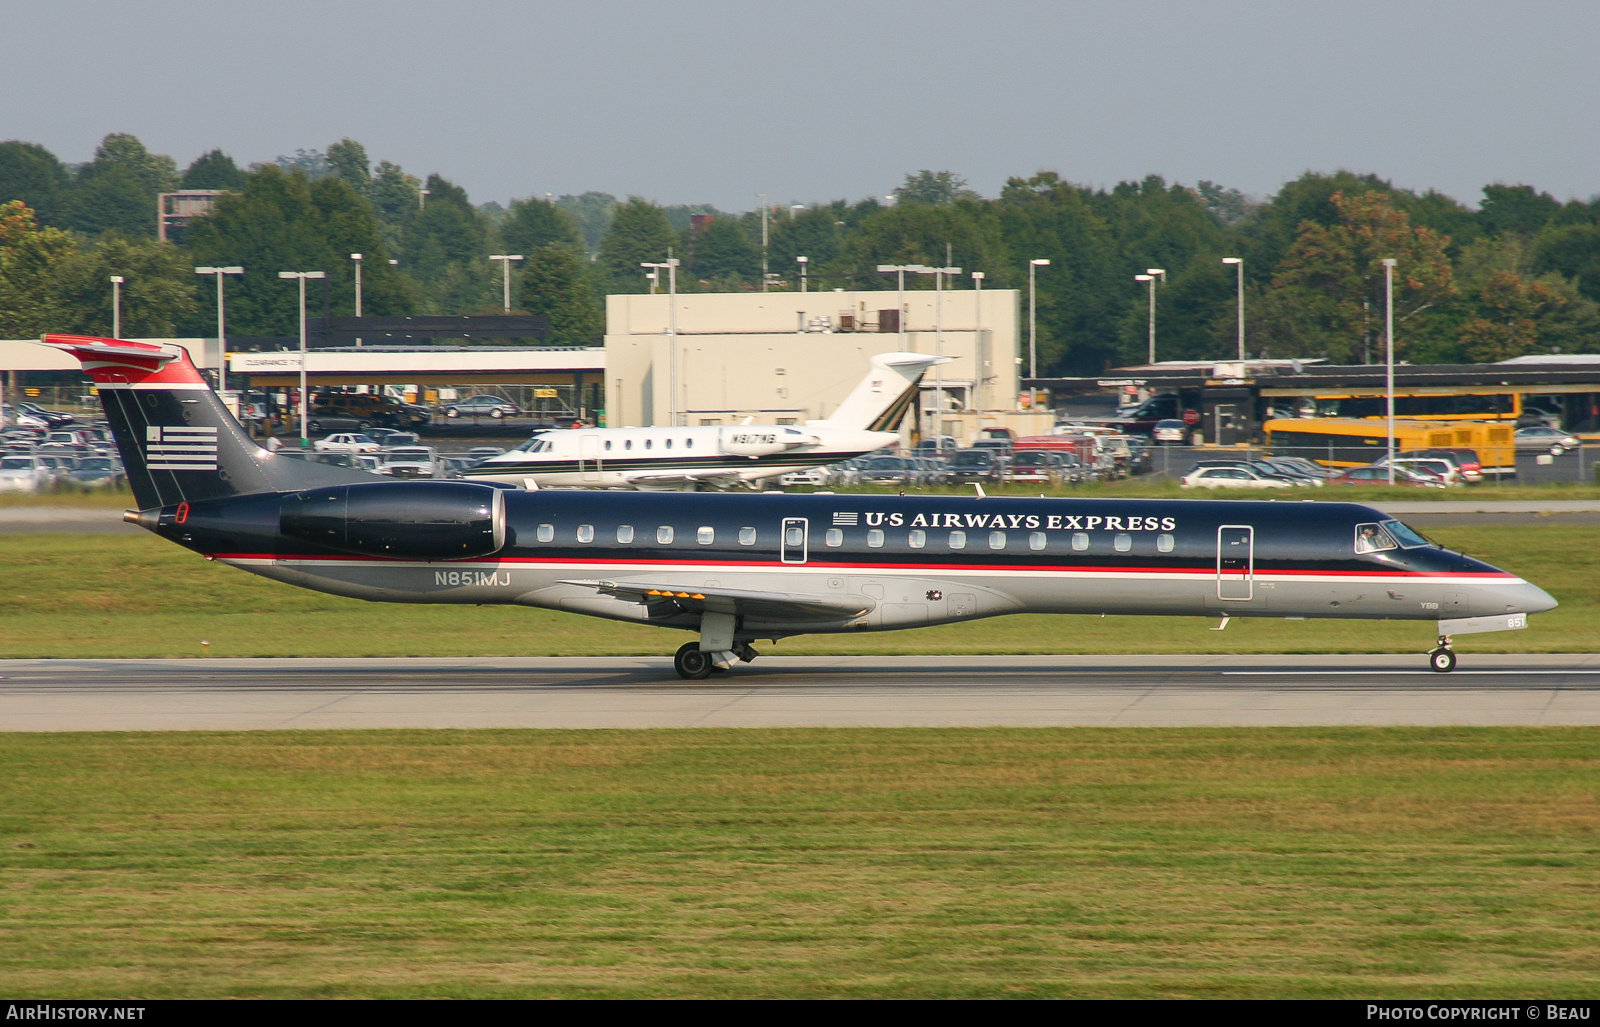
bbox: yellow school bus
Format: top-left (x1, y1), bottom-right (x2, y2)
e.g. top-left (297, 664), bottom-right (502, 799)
top-left (1263, 418), bottom-right (1517, 476)
top-left (1266, 389), bottom-right (1522, 423)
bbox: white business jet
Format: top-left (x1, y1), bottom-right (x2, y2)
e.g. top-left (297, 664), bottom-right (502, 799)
top-left (463, 351), bottom-right (946, 490)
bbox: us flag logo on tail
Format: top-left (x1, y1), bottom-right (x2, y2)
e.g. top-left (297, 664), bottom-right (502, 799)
top-left (145, 426), bottom-right (218, 471)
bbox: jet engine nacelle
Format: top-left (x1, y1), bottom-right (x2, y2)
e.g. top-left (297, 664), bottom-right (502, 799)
top-left (280, 481), bottom-right (507, 560)
top-left (719, 426), bottom-right (820, 457)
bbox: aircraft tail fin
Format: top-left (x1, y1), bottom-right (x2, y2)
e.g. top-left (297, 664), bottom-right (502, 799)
top-left (815, 351), bottom-right (949, 432)
top-left (39, 334), bottom-right (376, 510)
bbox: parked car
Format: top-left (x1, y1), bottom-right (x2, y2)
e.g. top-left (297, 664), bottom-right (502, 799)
top-left (1005, 450), bottom-right (1068, 486)
top-left (33, 453), bottom-right (78, 486)
top-left (1514, 426), bottom-right (1579, 452)
top-left (381, 432), bottom-right (421, 449)
top-left (854, 457), bottom-right (920, 488)
top-left (65, 456), bottom-right (126, 491)
top-left (1410, 448), bottom-right (1484, 484)
top-left (1184, 459), bottom-right (1314, 486)
top-left (310, 392), bottom-right (430, 430)
top-left (1180, 465), bottom-right (1294, 489)
top-left (466, 446), bottom-right (506, 463)
top-left (777, 467), bottom-right (829, 487)
top-left (1260, 456), bottom-right (1334, 481)
top-left (1374, 456), bottom-right (1465, 486)
top-left (444, 395), bottom-right (519, 419)
top-left (1327, 465), bottom-right (1448, 488)
top-left (0, 455), bottom-right (50, 492)
top-left (19, 402), bottom-right (73, 428)
top-left (379, 446), bottom-right (440, 478)
top-left (914, 435), bottom-right (959, 457)
top-left (945, 448), bottom-right (1005, 485)
top-left (1152, 419), bottom-right (1189, 444)
top-left (313, 432), bottom-right (383, 454)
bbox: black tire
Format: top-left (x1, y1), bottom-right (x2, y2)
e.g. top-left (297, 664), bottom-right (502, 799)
top-left (674, 642), bottom-right (713, 680)
top-left (1429, 648), bottom-right (1456, 673)
top-left (445, 407), bottom-right (459, 418)
top-left (490, 408), bottom-right (504, 419)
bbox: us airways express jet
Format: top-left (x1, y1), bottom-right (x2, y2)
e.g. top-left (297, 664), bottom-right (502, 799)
top-left (463, 350), bottom-right (944, 491)
top-left (45, 334), bottom-right (1555, 679)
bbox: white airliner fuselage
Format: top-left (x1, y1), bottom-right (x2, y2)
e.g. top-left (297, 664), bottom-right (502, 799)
top-left (464, 350), bottom-right (944, 490)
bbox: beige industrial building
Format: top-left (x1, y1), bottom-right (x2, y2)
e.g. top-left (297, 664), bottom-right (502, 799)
top-left (604, 289), bottom-right (1045, 440)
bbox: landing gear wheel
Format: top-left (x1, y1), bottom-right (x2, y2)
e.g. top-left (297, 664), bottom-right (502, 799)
top-left (1429, 648), bottom-right (1456, 673)
top-left (674, 642), bottom-right (713, 680)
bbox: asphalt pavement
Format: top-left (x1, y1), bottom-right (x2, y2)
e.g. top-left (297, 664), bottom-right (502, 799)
top-left (2, 654), bottom-right (1596, 731)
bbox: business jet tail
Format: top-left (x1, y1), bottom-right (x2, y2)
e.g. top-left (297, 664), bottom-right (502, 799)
top-left (813, 351), bottom-right (949, 432)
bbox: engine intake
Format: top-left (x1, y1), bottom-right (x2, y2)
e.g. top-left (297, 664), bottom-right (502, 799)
top-left (280, 481), bottom-right (507, 560)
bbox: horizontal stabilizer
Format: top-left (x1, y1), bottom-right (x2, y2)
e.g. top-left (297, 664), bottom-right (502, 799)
top-left (559, 579), bottom-right (874, 622)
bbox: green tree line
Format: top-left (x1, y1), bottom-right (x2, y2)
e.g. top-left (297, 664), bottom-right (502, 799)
top-left (5, 134), bottom-right (1600, 372)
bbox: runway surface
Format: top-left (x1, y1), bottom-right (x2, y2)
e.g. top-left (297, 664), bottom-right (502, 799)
top-left (2, 654), bottom-right (1598, 731)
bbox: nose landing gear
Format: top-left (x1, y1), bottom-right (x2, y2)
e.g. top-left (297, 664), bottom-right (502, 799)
top-left (1428, 634), bottom-right (1456, 673)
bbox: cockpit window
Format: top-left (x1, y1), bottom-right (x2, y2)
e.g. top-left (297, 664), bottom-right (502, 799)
top-left (1383, 519), bottom-right (1435, 550)
top-left (1354, 522), bottom-right (1398, 554)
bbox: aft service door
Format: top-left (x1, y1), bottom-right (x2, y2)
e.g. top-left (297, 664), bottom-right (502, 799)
top-left (578, 434), bottom-right (601, 482)
top-left (781, 517), bottom-right (809, 564)
top-left (1216, 525), bottom-right (1254, 601)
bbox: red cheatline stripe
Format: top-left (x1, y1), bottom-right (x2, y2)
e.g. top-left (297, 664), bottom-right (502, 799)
top-left (207, 552), bottom-right (1516, 578)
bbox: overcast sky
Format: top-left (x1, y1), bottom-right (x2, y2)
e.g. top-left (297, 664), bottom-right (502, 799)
top-left (7, 0), bottom-right (1596, 212)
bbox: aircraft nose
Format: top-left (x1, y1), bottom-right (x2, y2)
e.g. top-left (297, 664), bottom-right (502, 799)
top-left (1515, 582), bottom-right (1559, 614)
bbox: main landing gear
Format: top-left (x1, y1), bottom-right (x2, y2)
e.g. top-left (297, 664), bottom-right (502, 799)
top-left (673, 641), bottom-right (759, 680)
top-left (1428, 634), bottom-right (1456, 673)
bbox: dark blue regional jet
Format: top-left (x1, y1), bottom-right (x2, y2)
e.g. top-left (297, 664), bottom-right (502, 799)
top-left (45, 335), bottom-right (1555, 678)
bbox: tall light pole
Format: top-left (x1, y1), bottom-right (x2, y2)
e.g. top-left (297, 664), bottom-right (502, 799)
top-left (796, 255), bottom-right (808, 293)
top-left (349, 253), bottom-right (364, 346)
top-left (1028, 259), bottom-right (1050, 380)
top-left (640, 258), bottom-right (680, 425)
top-left (489, 254), bottom-right (524, 313)
top-left (757, 194), bottom-right (770, 291)
top-left (972, 271), bottom-right (985, 412)
top-left (877, 264), bottom-right (928, 351)
top-left (927, 264), bottom-right (961, 435)
top-left (109, 276), bottom-right (124, 338)
top-left (194, 266), bottom-right (243, 391)
top-left (278, 270), bottom-right (326, 447)
top-left (1222, 257), bottom-right (1245, 361)
top-left (1134, 268), bottom-right (1166, 364)
top-left (1382, 257), bottom-right (1397, 485)
top-left (419, 188), bottom-right (429, 210)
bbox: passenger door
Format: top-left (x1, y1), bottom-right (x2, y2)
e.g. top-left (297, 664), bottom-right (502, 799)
top-left (578, 433), bottom-right (601, 482)
top-left (1216, 525), bottom-right (1254, 601)
top-left (780, 517), bottom-right (809, 565)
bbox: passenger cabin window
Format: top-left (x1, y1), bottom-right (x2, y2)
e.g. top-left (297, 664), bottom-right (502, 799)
top-left (604, 441), bottom-right (612, 451)
top-left (536, 524), bottom-right (554, 543)
top-left (1029, 531), bottom-right (1046, 551)
top-left (686, 439), bottom-right (694, 449)
top-left (825, 528), bottom-right (843, 547)
top-left (1071, 532), bottom-right (1089, 551)
top-left (1113, 533), bottom-right (1132, 552)
top-left (867, 529), bottom-right (885, 548)
top-left (625, 440), bottom-right (632, 450)
top-left (697, 526), bottom-right (714, 544)
top-left (576, 524), bottom-right (594, 543)
top-left (1354, 522), bottom-right (1398, 554)
top-left (666, 439), bottom-right (673, 449)
top-left (645, 439), bottom-right (652, 450)
top-left (1157, 533), bottom-right (1175, 553)
top-left (657, 525), bottom-right (674, 544)
top-left (617, 525), bottom-right (635, 544)
top-left (949, 530), bottom-right (967, 550)
top-left (989, 531), bottom-right (1006, 550)
top-left (738, 527), bottom-right (756, 545)
top-left (909, 529), bottom-right (926, 549)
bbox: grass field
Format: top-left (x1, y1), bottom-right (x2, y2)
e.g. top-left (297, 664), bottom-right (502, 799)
top-left (0, 526), bottom-right (1592, 659)
top-left (0, 728), bottom-right (1595, 998)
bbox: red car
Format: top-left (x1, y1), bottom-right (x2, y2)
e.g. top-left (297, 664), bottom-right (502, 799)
top-left (1329, 465), bottom-right (1447, 488)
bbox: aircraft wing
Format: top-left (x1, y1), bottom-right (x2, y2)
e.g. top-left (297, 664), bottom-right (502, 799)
top-left (558, 579), bottom-right (874, 622)
top-left (622, 468), bottom-right (744, 490)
